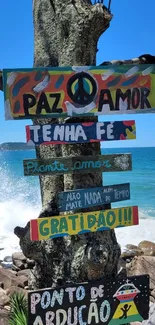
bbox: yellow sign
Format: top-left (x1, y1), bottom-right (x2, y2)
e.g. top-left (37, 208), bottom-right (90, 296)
top-left (30, 206), bottom-right (138, 241)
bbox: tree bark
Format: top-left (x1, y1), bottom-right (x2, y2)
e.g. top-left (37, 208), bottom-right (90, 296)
top-left (14, 0), bottom-right (121, 289)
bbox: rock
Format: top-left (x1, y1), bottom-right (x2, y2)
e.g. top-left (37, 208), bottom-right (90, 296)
top-left (138, 241), bottom-right (155, 256)
top-left (6, 286), bottom-right (28, 297)
top-left (126, 244), bottom-right (139, 250)
top-left (16, 275), bottom-right (28, 287)
top-left (12, 264), bottom-right (20, 272)
top-left (17, 269), bottom-right (31, 278)
top-left (0, 268), bottom-right (27, 289)
top-left (3, 256), bottom-right (12, 263)
top-left (142, 302), bottom-right (155, 325)
top-left (121, 247), bottom-right (143, 260)
top-left (0, 282), bottom-right (4, 289)
top-left (127, 256), bottom-right (155, 289)
top-left (1, 261), bottom-right (12, 269)
top-left (26, 258), bottom-right (35, 268)
top-left (12, 252), bottom-right (26, 262)
top-left (0, 308), bottom-right (9, 325)
top-left (0, 289), bottom-right (10, 306)
top-left (12, 260), bottom-right (25, 270)
top-left (150, 296), bottom-right (155, 303)
top-left (151, 289), bottom-right (155, 299)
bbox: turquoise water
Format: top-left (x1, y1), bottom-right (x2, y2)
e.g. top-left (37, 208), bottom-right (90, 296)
top-left (0, 147), bottom-right (155, 217)
top-left (0, 146), bottom-right (155, 256)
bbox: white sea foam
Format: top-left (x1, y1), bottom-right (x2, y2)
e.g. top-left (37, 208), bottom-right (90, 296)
top-left (0, 199), bottom-right (155, 260)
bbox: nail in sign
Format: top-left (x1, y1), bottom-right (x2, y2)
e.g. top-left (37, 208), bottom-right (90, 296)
top-left (26, 121), bottom-right (136, 145)
top-left (28, 275), bottom-right (149, 325)
top-left (30, 206), bottom-right (139, 241)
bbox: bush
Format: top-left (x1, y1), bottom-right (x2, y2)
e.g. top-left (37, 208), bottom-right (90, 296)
top-left (9, 292), bottom-right (28, 325)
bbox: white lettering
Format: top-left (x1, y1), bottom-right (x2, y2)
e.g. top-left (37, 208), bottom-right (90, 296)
top-left (46, 311), bottom-right (55, 325)
top-left (43, 125), bottom-right (51, 141)
top-left (41, 291), bottom-right (50, 309)
top-left (30, 125), bottom-right (40, 143)
top-left (88, 302), bottom-right (99, 324)
top-left (31, 293), bottom-right (41, 314)
top-left (65, 287), bottom-right (76, 303)
top-left (51, 289), bottom-right (64, 307)
top-left (100, 300), bottom-right (111, 322)
top-left (96, 123), bottom-right (105, 140)
top-left (78, 305), bottom-right (86, 325)
top-left (56, 309), bottom-right (67, 325)
top-left (75, 125), bottom-right (87, 141)
top-left (53, 125), bottom-right (64, 141)
top-left (33, 316), bottom-right (43, 325)
top-left (65, 125), bottom-right (75, 141)
top-left (107, 123), bottom-right (114, 139)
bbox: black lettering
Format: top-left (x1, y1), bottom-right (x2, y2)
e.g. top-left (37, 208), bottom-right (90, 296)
top-left (141, 87), bottom-right (151, 109)
top-left (36, 92), bottom-right (51, 114)
top-left (131, 88), bottom-right (140, 109)
top-left (115, 89), bottom-right (131, 110)
top-left (49, 93), bottom-right (62, 113)
top-left (23, 94), bottom-right (36, 116)
top-left (98, 89), bottom-right (114, 112)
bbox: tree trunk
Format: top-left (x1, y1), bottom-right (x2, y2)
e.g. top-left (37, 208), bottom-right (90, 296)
top-left (14, 0), bottom-right (121, 289)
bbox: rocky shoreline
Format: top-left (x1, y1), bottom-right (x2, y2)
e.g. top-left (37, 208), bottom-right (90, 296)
top-left (0, 240), bottom-right (155, 324)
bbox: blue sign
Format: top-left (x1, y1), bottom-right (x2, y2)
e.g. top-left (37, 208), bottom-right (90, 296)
top-left (57, 183), bottom-right (130, 212)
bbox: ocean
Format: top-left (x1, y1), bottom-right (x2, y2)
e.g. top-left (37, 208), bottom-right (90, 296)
top-left (0, 146), bottom-right (155, 259)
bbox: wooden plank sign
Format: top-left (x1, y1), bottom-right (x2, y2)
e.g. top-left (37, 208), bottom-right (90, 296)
top-left (26, 121), bottom-right (136, 145)
top-left (28, 275), bottom-right (149, 325)
top-left (23, 153), bottom-right (132, 176)
top-left (3, 64), bottom-right (155, 120)
top-left (30, 206), bottom-right (139, 241)
top-left (57, 183), bottom-right (130, 212)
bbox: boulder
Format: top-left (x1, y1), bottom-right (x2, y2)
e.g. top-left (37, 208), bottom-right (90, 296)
top-left (12, 252), bottom-right (26, 270)
top-left (3, 257), bottom-right (12, 263)
top-left (0, 268), bottom-right (27, 289)
top-left (127, 256), bottom-right (155, 289)
top-left (0, 289), bottom-right (10, 306)
top-left (26, 258), bottom-right (35, 268)
top-left (12, 252), bottom-right (26, 262)
top-left (6, 286), bottom-right (28, 297)
top-left (138, 241), bottom-right (155, 256)
top-left (17, 269), bottom-right (31, 278)
top-left (0, 308), bottom-right (9, 325)
top-left (121, 247), bottom-right (143, 260)
top-left (126, 244), bottom-right (139, 250)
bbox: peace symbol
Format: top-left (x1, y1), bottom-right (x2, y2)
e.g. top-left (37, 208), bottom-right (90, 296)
top-left (67, 72), bottom-right (97, 106)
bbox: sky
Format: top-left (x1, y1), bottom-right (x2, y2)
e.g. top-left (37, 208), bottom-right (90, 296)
top-left (0, 0), bottom-right (155, 148)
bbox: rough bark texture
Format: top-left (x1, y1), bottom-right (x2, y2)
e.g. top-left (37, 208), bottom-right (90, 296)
top-left (14, 0), bottom-right (121, 290)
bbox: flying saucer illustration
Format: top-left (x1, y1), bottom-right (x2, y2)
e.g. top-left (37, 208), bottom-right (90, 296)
top-left (113, 279), bottom-right (140, 302)
top-left (109, 279), bottom-right (143, 325)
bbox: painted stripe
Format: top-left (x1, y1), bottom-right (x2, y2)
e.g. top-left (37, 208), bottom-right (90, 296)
top-left (30, 219), bottom-right (39, 241)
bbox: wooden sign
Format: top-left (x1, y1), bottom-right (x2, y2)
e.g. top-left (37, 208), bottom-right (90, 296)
top-left (26, 121), bottom-right (136, 145)
top-left (28, 275), bottom-right (149, 325)
top-left (23, 153), bottom-right (132, 176)
top-left (57, 183), bottom-right (130, 212)
top-left (30, 206), bottom-right (138, 241)
top-left (3, 64), bottom-right (155, 120)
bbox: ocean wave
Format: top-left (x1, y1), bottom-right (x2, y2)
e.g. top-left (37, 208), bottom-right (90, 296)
top-left (0, 199), bottom-right (154, 260)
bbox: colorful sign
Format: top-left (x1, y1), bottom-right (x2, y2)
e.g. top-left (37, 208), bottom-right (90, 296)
top-left (30, 206), bottom-right (138, 241)
top-left (23, 153), bottom-right (132, 176)
top-left (57, 183), bottom-right (130, 212)
top-left (26, 121), bottom-right (136, 145)
top-left (3, 65), bottom-right (155, 120)
top-left (28, 275), bottom-right (149, 325)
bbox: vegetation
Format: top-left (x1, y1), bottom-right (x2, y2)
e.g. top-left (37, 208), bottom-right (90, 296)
top-left (8, 293), bottom-right (28, 325)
